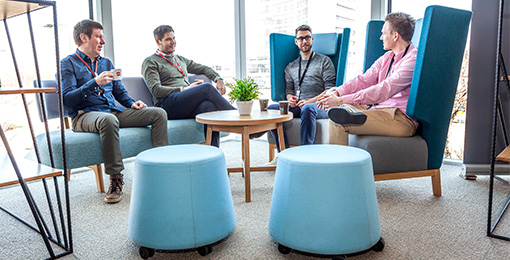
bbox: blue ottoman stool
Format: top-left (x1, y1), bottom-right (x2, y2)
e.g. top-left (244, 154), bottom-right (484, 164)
top-left (268, 145), bottom-right (384, 258)
top-left (128, 144), bottom-right (236, 259)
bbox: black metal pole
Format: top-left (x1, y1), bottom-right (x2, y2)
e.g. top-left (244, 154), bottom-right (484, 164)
top-left (488, 0), bottom-right (510, 241)
top-left (497, 96), bottom-right (509, 146)
top-left (27, 9), bottom-right (63, 245)
top-left (0, 205), bottom-right (66, 246)
top-left (499, 52), bottom-right (510, 145)
top-left (0, 125), bottom-right (55, 258)
top-left (52, 0), bottom-right (73, 252)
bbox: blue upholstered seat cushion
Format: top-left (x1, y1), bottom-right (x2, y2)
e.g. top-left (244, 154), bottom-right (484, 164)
top-left (129, 145), bottom-right (235, 249)
top-left (35, 119), bottom-right (205, 170)
top-left (269, 145), bottom-right (380, 254)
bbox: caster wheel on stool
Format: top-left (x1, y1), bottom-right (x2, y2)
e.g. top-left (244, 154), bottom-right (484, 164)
top-left (139, 246), bottom-right (155, 259)
top-left (277, 244), bottom-right (291, 254)
top-left (332, 255), bottom-right (347, 260)
top-left (371, 237), bottom-right (385, 252)
top-left (197, 245), bottom-right (213, 256)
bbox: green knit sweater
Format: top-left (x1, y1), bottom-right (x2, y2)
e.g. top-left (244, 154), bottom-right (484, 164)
top-left (141, 54), bottom-right (219, 106)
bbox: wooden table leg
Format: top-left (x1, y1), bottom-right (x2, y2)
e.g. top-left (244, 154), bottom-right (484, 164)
top-left (241, 136), bottom-right (245, 177)
top-left (242, 126), bottom-right (251, 202)
top-left (277, 123), bottom-right (286, 151)
top-left (205, 124), bottom-right (213, 145)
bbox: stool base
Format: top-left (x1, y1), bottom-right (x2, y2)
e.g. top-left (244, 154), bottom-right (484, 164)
top-left (276, 237), bottom-right (385, 259)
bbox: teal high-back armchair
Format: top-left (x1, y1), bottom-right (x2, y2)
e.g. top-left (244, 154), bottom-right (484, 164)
top-left (267, 28), bottom-right (351, 160)
top-left (363, 20), bottom-right (385, 73)
top-left (269, 28), bottom-right (351, 102)
top-left (349, 6), bottom-right (472, 196)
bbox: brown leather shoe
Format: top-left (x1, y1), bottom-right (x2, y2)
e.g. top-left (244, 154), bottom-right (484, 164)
top-left (104, 174), bottom-right (124, 203)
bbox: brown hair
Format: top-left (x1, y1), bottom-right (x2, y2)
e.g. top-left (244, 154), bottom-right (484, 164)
top-left (73, 19), bottom-right (103, 46)
top-left (153, 25), bottom-right (174, 40)
top-left (385, 12), bottom-right (416, 42)
top-left (295, 24), bottom-right (312, 36)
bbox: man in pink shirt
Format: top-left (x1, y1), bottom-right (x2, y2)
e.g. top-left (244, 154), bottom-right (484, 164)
top-left (318, 12), bottom-right (417, 145)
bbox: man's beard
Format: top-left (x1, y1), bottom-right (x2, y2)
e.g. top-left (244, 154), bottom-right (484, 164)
top-left (301, 45), bottom-right (312, 53)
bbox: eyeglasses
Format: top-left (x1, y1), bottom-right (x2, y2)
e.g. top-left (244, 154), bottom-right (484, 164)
top-left (295, 35), bottom-right (312, 42)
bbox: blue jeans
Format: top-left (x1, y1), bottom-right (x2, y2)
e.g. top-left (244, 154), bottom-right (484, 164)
top-left (160, 83), bottom-right (235, 147)
top-left (268, 103), bottom-right (328, 152)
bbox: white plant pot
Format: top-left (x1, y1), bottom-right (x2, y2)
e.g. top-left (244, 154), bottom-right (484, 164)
top-left (237, 100), bottom-right (253, 115)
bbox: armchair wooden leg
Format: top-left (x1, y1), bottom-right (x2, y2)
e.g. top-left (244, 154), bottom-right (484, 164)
top-left (269, 143), bottom-right (276, 162)
top-left (374, 169), bottom-right (442, 197)
top-left (67, 170), bottom-right (71, 181)
top-left (87, 164), bottom-right (105, 193)
top-left (431, 169), bottom-right (442, 197)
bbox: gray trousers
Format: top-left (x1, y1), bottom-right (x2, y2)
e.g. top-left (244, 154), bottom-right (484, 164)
top-left (72, 107), bottom-right (168, 175)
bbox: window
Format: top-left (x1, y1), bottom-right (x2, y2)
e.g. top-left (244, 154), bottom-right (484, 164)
top-left (110, 0), bottom-right (236, 80)
top-left (244, 0), bottom-right (372, 99)
top-left (0, 0), bottom-right (90, 155)
top-left (391, 0), bottom-right (471, 19)
top-left (0, 0), bottom-right (89, 85)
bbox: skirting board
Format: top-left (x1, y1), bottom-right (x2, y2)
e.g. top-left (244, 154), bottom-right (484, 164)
top-left (463, 163), bottom-right (510, 176)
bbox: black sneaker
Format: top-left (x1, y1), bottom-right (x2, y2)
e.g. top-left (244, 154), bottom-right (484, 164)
top-left (328, 105), bottom-right (367, 125)
top-left (104, 174), bottom-right (124, 203)
top-left (249, 131), bottom-right (267, 139)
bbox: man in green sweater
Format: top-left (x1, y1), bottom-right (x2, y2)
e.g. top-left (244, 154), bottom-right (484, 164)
top-left (142, 25), bottom-right (234, 147)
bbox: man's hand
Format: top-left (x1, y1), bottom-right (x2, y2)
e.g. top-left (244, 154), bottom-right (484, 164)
top-left (131, 100), bottom-right (147, 110)
top-left (95, 71), bottom-right (113, 86)
top-left (184, 80), bottom-right (203, 91)
top-left (296, 99), bottom-right (310, 109)
top-left (325, 87), bottom-right (339, 96)
top-left (317, 93), bottom-right (343, 110)
top-left (288, 95), bottom-right (299, 108)
top-left (216, 78), bottom-right (226, 95)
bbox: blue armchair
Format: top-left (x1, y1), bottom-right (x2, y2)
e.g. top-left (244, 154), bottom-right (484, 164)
top-left (267, 28), bottom-right (351, 160)
top-left (349, 5), bottom-right (472, 196)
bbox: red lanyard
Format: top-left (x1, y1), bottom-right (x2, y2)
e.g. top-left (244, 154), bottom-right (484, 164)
top-left (75, 52), bottom-right (98, 77)
top-left (157, 53), bottom-right (186, 77)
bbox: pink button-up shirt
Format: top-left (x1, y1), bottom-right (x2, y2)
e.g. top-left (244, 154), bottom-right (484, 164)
top-left (336, 43), bottom-right (417, 117)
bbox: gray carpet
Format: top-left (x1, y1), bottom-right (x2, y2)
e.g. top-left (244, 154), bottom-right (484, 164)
top-left (1, 135), bottom-right (510, 260)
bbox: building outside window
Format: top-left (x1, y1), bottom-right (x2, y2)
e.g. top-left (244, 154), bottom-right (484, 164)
top-left (110, 0), bottom-right (236, 80)
top-left (0, 0), bottom-right (90, 156)
top-left (245, 0), bottom-right (371, 98)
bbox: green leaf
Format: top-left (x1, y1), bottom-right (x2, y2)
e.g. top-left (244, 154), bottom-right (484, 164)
top-left (226, 77), bottom-right (262, 103)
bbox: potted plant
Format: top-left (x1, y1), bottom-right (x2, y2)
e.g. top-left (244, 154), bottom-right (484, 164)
top-left (226, 77), bottom-right (262, 115)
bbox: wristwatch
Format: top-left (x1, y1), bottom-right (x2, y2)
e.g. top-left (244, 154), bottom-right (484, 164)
top-left (214, 76), bottom-right (223, 83)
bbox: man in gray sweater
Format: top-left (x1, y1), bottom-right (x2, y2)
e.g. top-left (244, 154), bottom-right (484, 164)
top-left (142, 25), bottom-right (234, 147)
top-left (268, 25), bottom-right (336, 151)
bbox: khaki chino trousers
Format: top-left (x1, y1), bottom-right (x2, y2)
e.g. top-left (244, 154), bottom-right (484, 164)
top-left (328, 107), bottom-right (416, 146)
top-left (72, 107), bottom-right (168, 176)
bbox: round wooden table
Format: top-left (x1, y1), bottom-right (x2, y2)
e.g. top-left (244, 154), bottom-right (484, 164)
top-left (196, 109), bottom-right (293, 202)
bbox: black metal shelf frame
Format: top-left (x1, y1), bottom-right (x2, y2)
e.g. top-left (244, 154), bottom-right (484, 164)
top-left (488, 0), bottom-right (510, 242)
top-left (0, 0), bottom-right (72, 258)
